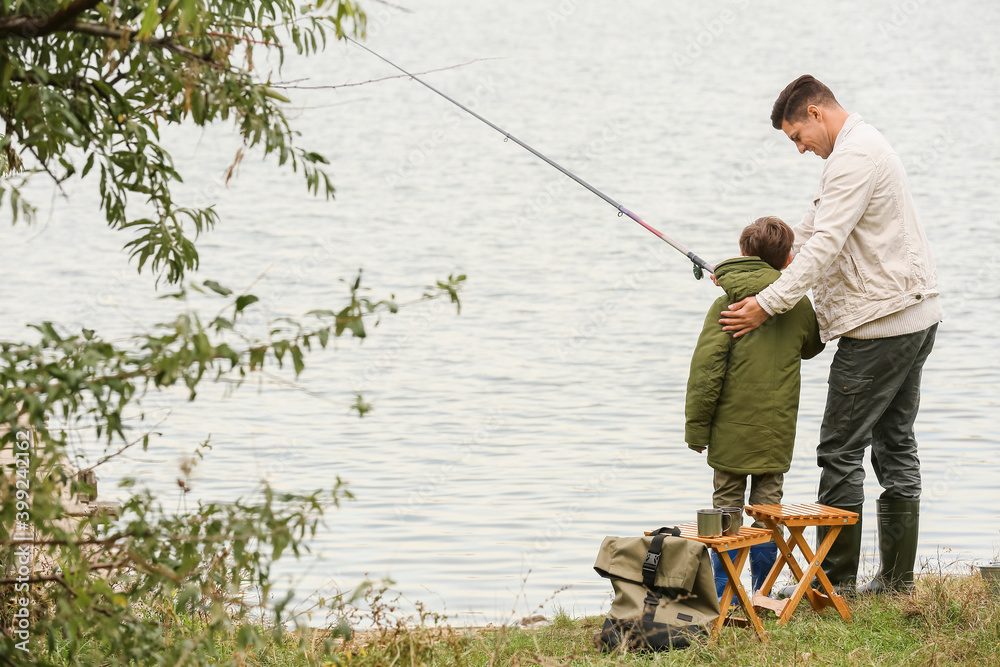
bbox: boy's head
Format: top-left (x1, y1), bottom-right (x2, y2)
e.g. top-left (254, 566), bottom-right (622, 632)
top-left (739, 216), bottom-right (794, 271)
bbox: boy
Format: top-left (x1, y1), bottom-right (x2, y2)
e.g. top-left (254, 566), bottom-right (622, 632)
top-left (685, 216), bottom-right (825, 598)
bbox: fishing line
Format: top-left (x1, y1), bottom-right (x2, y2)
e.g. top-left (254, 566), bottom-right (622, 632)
top-left (346, 37), bottom-right (714, 279)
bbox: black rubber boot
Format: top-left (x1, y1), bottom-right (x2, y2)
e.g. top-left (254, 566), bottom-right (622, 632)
top-left (857, 497), bottom-right (919, 594)
top-left (814, 504), bottom-right (864, 595)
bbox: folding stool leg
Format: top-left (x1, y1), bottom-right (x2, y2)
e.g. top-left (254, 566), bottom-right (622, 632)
top-left (716, 547), bottom-right (767, 641)
top-left (791, 525), bottom-right (852, 621)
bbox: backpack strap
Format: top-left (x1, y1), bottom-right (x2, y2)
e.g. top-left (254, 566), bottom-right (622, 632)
top-left (642, 526), bottom-right (681, 589)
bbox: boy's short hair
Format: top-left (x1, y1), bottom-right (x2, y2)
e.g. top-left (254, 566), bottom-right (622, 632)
top-left (770, 74), bottom-right (839, 130)
top-left (740, 216), bottom-right (794, 271)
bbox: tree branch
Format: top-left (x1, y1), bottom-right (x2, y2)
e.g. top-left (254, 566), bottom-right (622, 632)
top-left (68, 21), bottom-right (219, 65)
top-left (0, 531), bottom-right (137, 549)
top-left (0, 8), bottom-right (221, 67)
top-left (126, 550), bottom-right (181, 583)
top-left (271, 58), bottom-right (502, 91)
top-left (26, 144), bottom-right (69, 197)
top-left (0, 560), bottom-right (127, 585)
top-left (0, 0), bottom-right (100, 39)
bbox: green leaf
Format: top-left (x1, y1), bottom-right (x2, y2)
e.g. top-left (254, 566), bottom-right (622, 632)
top-left (235, 295), bottom-right (259, 313)
top-left (345, 317), bottom-right (365, 338)
top-left (137, 0), bottom-right (162, 39)
top-left (203, 280), bottom-right (232, 296)
top-left (193, 333), bottom-right (212, 361)
top-left (290, 345), bottom-right (304, 376)
top-left (249, 346), bottom-right (266, 370)
top-left (177, 0), bottom-right (198, 35)
top-left (273, 340), bottom-right (288, 364)
top-left (262, 87), bottom-right (292, 103)
top-left (81, 153), bottom-right (96, 178)
top-left (190, 89), bottom-right (206, 124)
top-left (351, 393), bottom-right (372, 417)
top-left (210, 317), bottom-right (233, 331)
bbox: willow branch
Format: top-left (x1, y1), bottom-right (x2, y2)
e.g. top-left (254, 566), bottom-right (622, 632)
top-left (67, 21), bottom-right (220, 66)
top-left (0, 560), bottom-right (127, 585)
top-left (0, 0), bottom-right (100, 38)
top-left (0, 531), bottom-right (136, 548)
top-left (126, 550), bottom-right (181, 583)
top-left (26, 144), bottom-right (69, 197)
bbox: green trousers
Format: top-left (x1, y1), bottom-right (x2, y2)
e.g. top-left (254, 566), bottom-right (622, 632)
top-left (712, 469), bottom-right (782, 529)
top-left (817, 324), bottom-right (937, 507)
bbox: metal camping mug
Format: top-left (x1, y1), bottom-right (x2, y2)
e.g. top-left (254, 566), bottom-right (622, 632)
top-left (696, 508), bottom-right (732, 537)
top-left (719, 506), bottom-right (743, 536)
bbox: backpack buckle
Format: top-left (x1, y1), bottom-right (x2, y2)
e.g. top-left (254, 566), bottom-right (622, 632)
top-left (642, 551), bottom-right (660, 576)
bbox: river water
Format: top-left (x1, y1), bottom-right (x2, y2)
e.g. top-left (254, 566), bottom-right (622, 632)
top-left (2, 0), bottom-right (998, 624)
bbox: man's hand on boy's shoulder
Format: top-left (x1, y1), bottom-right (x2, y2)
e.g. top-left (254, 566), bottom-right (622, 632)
top-left (688, 443), bottom-right (706, 454)
top-left (720, 296), bottom-right (770, 338)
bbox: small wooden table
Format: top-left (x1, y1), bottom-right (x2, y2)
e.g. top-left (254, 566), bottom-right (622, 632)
top-left (674, 522), bottom-right (774, 641)
top-left (744, 503), bottom-right (860, 625)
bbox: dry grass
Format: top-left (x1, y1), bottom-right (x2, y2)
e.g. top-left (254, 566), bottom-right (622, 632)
top-left (294, 571), bottom-right (1000, 667)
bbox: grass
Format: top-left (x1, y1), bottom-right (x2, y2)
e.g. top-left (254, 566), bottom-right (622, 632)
top-left (201, 570), bottom-right (999, 667)
top-left (41, 571), bottom-right (1000, 666)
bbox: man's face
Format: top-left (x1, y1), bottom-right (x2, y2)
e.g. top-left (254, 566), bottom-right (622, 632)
top-left (781, 109), bottom-right (834, 159)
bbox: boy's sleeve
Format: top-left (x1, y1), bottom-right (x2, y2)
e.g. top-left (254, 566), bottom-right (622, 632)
top-left (797, 296), bottom-right (826, 360)
top-left (685, 298), bottom-right (733, 448)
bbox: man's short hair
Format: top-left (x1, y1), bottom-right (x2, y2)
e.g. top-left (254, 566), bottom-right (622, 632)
top-left (740, 216), bottom-right (794, 271)
top-left (770, 75), bottom-right (839, 130)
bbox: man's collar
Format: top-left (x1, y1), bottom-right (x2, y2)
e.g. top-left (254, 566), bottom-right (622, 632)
top-left (833, 113), bottom-right (864, 151)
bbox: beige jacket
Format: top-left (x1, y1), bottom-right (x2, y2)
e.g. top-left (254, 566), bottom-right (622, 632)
top-left (756, 114), bottom-right (939, 342)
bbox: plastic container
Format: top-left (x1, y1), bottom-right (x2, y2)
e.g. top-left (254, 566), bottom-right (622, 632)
top-left (980, 561), bottom-right (1000, 595)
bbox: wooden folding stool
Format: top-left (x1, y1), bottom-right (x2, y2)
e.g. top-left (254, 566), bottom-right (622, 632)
top-left (745, 503), bottom-right (860, 625)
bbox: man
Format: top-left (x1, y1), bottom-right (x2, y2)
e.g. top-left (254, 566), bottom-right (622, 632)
top-left (718, 75), bottom-right (941, 594)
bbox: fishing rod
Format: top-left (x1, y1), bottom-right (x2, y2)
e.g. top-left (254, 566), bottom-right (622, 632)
top-left (346, 37), bottom-right (715, 280)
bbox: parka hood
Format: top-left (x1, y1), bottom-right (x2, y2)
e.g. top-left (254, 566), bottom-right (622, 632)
top-left (714, 257), bottom-right (781, 303)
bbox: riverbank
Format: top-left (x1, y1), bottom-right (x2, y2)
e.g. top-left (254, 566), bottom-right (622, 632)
top-left (96, 569), bottom-right (998, 666)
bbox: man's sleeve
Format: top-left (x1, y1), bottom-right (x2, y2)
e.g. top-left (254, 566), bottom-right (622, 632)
top-left (685, 299), bottom-right (732, 447)
top-left (791, 198), bottom-right (819, 257)
top-left (756, 150), bottom-right (879, 315)
top-left (797, 298), bottom-right (826, 360)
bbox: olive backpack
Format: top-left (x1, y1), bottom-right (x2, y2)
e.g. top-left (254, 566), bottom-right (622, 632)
top-left (593, 526), bottom-right (720, 651)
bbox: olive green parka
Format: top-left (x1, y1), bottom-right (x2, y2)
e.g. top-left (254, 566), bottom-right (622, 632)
top-left (685, 257), bottom-right (825, 474)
